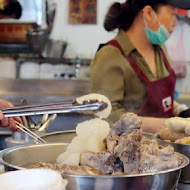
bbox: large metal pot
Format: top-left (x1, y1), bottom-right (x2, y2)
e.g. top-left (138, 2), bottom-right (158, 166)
top-left (39, 130), bottom-right (76, 143)
top-left (41, 39), bottom-right (67, 59)
top-left (154, 133), bottom-right (190, 183)
top-left (26, 29), bottom-right (49, 54)
top-left (39, 131), bottom-right (153, 143)
top-left (0, 143), bottom-right (188, 190)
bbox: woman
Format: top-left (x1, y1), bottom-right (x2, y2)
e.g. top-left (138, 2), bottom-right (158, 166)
top-left (90, 0), bottom-right (190, 133)
top-left (0, 99), bottom-right (22, 131)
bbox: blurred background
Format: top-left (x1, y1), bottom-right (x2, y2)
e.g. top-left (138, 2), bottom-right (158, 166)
top-left (0, 0), bottom-right (190, 148)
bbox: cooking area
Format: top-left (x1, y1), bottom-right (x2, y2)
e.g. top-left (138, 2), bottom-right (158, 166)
top-left (1, 0), bottom-right (190, 190)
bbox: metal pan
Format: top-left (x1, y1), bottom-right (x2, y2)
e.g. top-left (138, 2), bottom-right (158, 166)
top-left (0, 143), bottom-right (188, 190)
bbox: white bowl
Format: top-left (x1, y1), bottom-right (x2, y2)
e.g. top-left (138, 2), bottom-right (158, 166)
top-left (0, 168), bottom-right (68, 190)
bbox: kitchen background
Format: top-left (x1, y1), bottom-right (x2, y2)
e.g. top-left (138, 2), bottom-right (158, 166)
top-left (0, 0), bottom-right (190, 96)
top-left (47, 0), bottom-right (190, 94)
top-left (0, 3), bottom-right (190, 189)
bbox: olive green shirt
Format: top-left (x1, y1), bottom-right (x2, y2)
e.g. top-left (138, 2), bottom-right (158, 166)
top-left (90, 30), bottom-right (173, 124)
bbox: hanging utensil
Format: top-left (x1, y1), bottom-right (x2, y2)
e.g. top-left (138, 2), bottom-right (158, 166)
top-left (15, 121), bottom-right (46, 144)
top-left (38, 114), bottom-right (57, 132)
top-left (35, 114), bottom-right (49, 129)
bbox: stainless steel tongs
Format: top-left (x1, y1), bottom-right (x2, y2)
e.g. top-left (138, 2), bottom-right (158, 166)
top-left (2, 100), bottom-right (108, 117)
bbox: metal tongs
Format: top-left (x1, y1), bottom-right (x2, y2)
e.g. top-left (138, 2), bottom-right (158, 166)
top-left (2, 100), bottom-right (108, 117)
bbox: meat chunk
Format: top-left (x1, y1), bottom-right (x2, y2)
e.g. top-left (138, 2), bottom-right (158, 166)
top-left (32, 113), bottom-right (182, 176)
top-left (80, 152), bottom-right (117, 174)
top-left (114, 133), bottom-right (141, 157)
top-left (158, 128), bottom-right (187, 142)
top-left (108, 131), bottom-right (180, 174)
top-left (138, 144), bottom-right (180, 173)
top-left (30, 162), bottom-right (102, 176)
top-left (105, 134), bottom-right (119, 154)
top-left (30, 162), bottom-right (57, 170)
top-left (113, 133), bottom-right (141, 174)
top-left (111, 113), bottom-right (142, 136)
top-left (57, 164), bottom-right (102, 176)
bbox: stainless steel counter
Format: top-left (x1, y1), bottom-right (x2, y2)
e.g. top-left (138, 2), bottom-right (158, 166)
top-left (0, 78), bottom-right (91, 145)
top-left (177, 93), bottom-right (190, 107)
top-left (0, 78), bottom-right (90, 104)
top-left (1, 78), bottom-right (190, 105)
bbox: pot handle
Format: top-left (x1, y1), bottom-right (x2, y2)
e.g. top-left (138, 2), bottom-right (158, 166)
top-left (0, 149), bottom-right (24, 170)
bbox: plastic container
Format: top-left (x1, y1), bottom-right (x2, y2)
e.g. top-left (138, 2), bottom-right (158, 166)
top-left (0, 168), bottom-right (68, 190)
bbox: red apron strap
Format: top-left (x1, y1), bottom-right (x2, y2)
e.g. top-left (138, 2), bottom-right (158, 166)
top-left (107, 40), bottom-right (150, 83)
top-left (127, 54), bottom-right (150, 83)
top-left (107, 40), bottom-right (175, 83)
top-left (159, 48), bottom-right (175, 74)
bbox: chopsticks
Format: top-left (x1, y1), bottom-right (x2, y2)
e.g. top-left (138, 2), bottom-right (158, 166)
top-left (2, 101), bottom-right (108, 117)
top-left (15, 121), bottom-right (46, 144)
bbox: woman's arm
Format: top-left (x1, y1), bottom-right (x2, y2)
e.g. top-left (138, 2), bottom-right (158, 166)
top-left (141, 116), bottom-right (167, 133)
top-left (125, 100), bottom-right (189, 134)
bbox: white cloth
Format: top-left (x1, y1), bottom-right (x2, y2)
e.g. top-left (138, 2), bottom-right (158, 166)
top-left (174, 103), bottom-right (189, 116)
top-left (0, 168), bottom-right (68, 190)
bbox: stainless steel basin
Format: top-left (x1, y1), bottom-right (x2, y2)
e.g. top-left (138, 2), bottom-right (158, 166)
top-left (0, 143), bottom-right (189, 190)
top-left (40, 130), bottom-right (76, 143)
top-left (39, 131), bottom-right (153, 144)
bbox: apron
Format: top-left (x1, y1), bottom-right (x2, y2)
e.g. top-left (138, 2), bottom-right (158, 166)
top-left (106, 40), bottom-right (176, 118)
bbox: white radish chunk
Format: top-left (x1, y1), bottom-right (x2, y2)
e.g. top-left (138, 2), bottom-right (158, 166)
top-left (66, 136), bottom-right (86, 153)
top-left (76, 93), bottom-right (112, 119)
top-left (56, 151), bottom-right (80, 166)
top-left (76, 118), bottom-right (110, 140)
top-left (85, 135), bottom-right (106, 153)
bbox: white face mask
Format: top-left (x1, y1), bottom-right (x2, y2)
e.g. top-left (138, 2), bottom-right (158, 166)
top-left (143, 12), bottom-right (171, 45)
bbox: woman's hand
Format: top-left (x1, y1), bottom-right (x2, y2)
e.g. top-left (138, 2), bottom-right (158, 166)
top-left (0, 99), bottom-right (22, 131)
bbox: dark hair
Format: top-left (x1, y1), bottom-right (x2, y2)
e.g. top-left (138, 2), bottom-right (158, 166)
top-left (104, 0), bottom-right (169, 31)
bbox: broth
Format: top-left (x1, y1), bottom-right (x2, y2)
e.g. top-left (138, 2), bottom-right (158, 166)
top-left (19, 161), bottom-right (56, 169)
